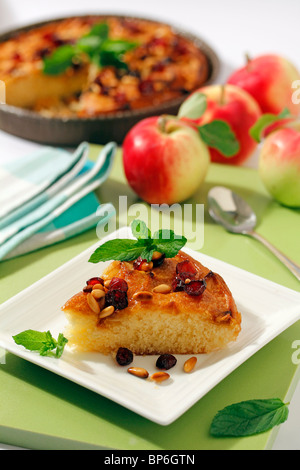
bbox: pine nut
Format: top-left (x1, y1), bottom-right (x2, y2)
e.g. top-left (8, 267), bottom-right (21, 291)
top-left (133, 291), bottom-right (153, 301)
top-left (153, 284), bottom-right (172, 294)
top-left (152, 251), bottom-right (163, 261)
top-left (215, 311), bottom-right (232, 323)
top-left (92, 289), bottom-right (106, 300)
top-left (184, 357), bottom-right (197, 373)
top-left (128, 367), bottom-right (149, 379)
top-left (92, 284), bottom-right (105, 292)
top-left (140, 261), bottom-right (154, 272)
top-left (216, 313), bottom-right (232, 323)
top-left (185, 279), bottom-right (192, 285)
top-left (104, 280), bottom-right (111, 288)
top-left (98, 297), bottom-right (106, 311)
top-left (99, 305), bottom-right (115, 319)
top-left (151, 372), bottom-right (170, 383)
top-left (87, 293), bottom-right (101, 314)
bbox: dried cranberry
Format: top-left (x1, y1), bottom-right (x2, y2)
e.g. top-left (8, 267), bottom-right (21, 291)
top-left (139, 80), bottom-right (154, 95)
top-left (133, 257), bottom-right (146, 270)
top-left (173, 39), bottom-right (188, 55)
top-left (108, 277), bottom-right (128, 292)
top-left (115, 91), bottom-right (129, 108)
top-left (148, 37), bottom-right (167, 49)
top-left (106, 278), bottom-right (129, 310)
top-left (156, 354), bottom-right (177, 370)
top-left (12, 52), bottom-right (22, 62)
top-left (35, 47), bottom-right (52, 59)
top-left (43, 32), bottom-right (67, 47)
top-left (152, 61), bottom-right (166, 72)
top-left (86, 277), bottom-right (104, 287)
top-left (83, 285), bottom-right (93, 293)
top-left (121, 19), bottom-right (142, 34)
top-left (184, 280), bottom-right (207, 297)
top-left (204, 271), bottom-right (215, 280)
top-left (106, 290), bottom-right (128, 311)
top-left (172, 276), bottom-right (185, 292)
top-left (176, 260), bottom-right (197, 281)
top-left (116, 347), bottom-right (134, 366)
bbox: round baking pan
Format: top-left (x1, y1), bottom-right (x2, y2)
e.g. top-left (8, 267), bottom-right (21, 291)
top-left (0, 14), bottom-right (220, 147)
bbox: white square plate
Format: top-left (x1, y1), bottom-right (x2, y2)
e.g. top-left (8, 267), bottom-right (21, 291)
top-left (1, 227), bottom-right (300, 426)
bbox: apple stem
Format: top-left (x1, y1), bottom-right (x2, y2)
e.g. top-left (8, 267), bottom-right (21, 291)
top-left (158, 115), bottom-right (168, 133)
top-left (220, 85), bottom-right (226, 105)
top-left (245, 53), bottom-right (252, 71)
top-left (157, 114), bottom-right (179, 134)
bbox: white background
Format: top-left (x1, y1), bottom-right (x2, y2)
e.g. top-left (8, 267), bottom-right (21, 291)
top-left (0, 0), bottom-right (299, 450)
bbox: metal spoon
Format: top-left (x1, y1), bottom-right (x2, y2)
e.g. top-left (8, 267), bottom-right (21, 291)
top-left (208, 186), bottom-right (300, 282)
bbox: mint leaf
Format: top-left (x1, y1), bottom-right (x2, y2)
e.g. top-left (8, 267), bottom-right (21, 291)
top-left (76, 36), bottom-right (103, 57)
top-left (56, 333), bottom-right (69, 358)
top-left (210, 399), bottom-right (289, 437)
top-left (85, 22), bottom-right (109, 40)
top-left (43, 45), bottom-right (77, 75)
top-left (250, 108), bottom-right (292, 142)
top-left (89, 220), bottom-right (187, 264)
top-left (131, 219), bottom-right (151, 241)
top-left (76, 23), bottom-right (109, 58)
top-left (198, 120), bottom-right (240, 157)
top-left (89, 239), bottom-right (147, 263)
top-left (98, 39), bottom-right (137, 70)
top-left (100, 39), bottom-right (137, 55)
top-left (138, 245), bottom-right (157, 263)
top-left (13, 330), bottom-right (68, 358)
top-left (13, 330), bottom-right (51, 351)
top-left (178, 92), bottom-right (207, 120)
top-left (153, 229), bottom-right (187, 258)
top-left (43, 23), bottom-right (138, 75)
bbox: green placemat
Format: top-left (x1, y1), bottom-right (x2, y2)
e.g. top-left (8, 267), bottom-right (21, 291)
top-left (0, 145), bottom-right (299, 450)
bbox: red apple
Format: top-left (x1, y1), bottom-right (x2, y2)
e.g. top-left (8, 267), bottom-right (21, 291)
top-left (228, 54), bottom-right (300, 115)
top-left (259, 127), bottom-right (300, 207)
top-left (188, 84), bottom-right (262, 165)
top-left (122, 116), bottom-right (210, 205)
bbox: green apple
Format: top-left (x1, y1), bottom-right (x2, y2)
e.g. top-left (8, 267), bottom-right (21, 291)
top-left (259, 127), bottom-right (300, 207)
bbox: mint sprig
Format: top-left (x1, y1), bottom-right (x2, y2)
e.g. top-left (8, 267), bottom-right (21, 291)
top-left (210, 398), bottom-right (289, 437)
top-left (198, 120), bottom-right (240, 157)
top-left (43, 22), bottom-right (138, 75)
top-left (250, 108), bottom-right (292, 142)
top-left (13, 330), bottom-right (68, 358)
top-left (43, 45), bottom-right (79, 75)
top-left (177, 92), bottom-right (207, 120)
top-left (89, 220), bottom-right (187, 264)
top-left (178, 91), bottom-right (240, 157)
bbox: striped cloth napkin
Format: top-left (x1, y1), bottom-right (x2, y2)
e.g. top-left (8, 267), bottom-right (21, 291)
top-left (0, 142), bottom-right (117, 261)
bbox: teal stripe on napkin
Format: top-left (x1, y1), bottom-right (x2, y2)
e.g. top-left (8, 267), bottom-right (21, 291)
top-left (0, 142), bottom-right (117, 261)
top-left (0, 142), bottom-right (89, 219)
top-left (3, 197), bottom-right (116, 261)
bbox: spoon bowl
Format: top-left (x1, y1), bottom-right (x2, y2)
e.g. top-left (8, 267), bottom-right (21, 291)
top-left (208, 186), bottom-right (300, 282)
top-left (208, 186), bottom-right (257, 234)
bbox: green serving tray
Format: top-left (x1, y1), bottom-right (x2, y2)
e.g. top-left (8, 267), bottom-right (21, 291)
top-left (0, 145), bottom-right (299, 450)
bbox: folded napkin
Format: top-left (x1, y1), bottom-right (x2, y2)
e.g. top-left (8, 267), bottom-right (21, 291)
top-left (0, 142), bottom-right (117, 261)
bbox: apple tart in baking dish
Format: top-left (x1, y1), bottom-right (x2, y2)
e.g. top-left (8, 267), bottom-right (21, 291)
top-left (62, 230), bottom-right (241, 356)
top-left (0, 16), bottom-right (210, 117)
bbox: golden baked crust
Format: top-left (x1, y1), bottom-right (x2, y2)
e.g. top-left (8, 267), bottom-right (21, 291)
top-left (62, 251), bottom-right (241, 355)
top-left (0, 16), bottom-right (209, 117)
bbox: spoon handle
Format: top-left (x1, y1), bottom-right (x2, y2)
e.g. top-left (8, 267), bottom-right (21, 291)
top-left (249, 231), bottom-right (300, 282)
